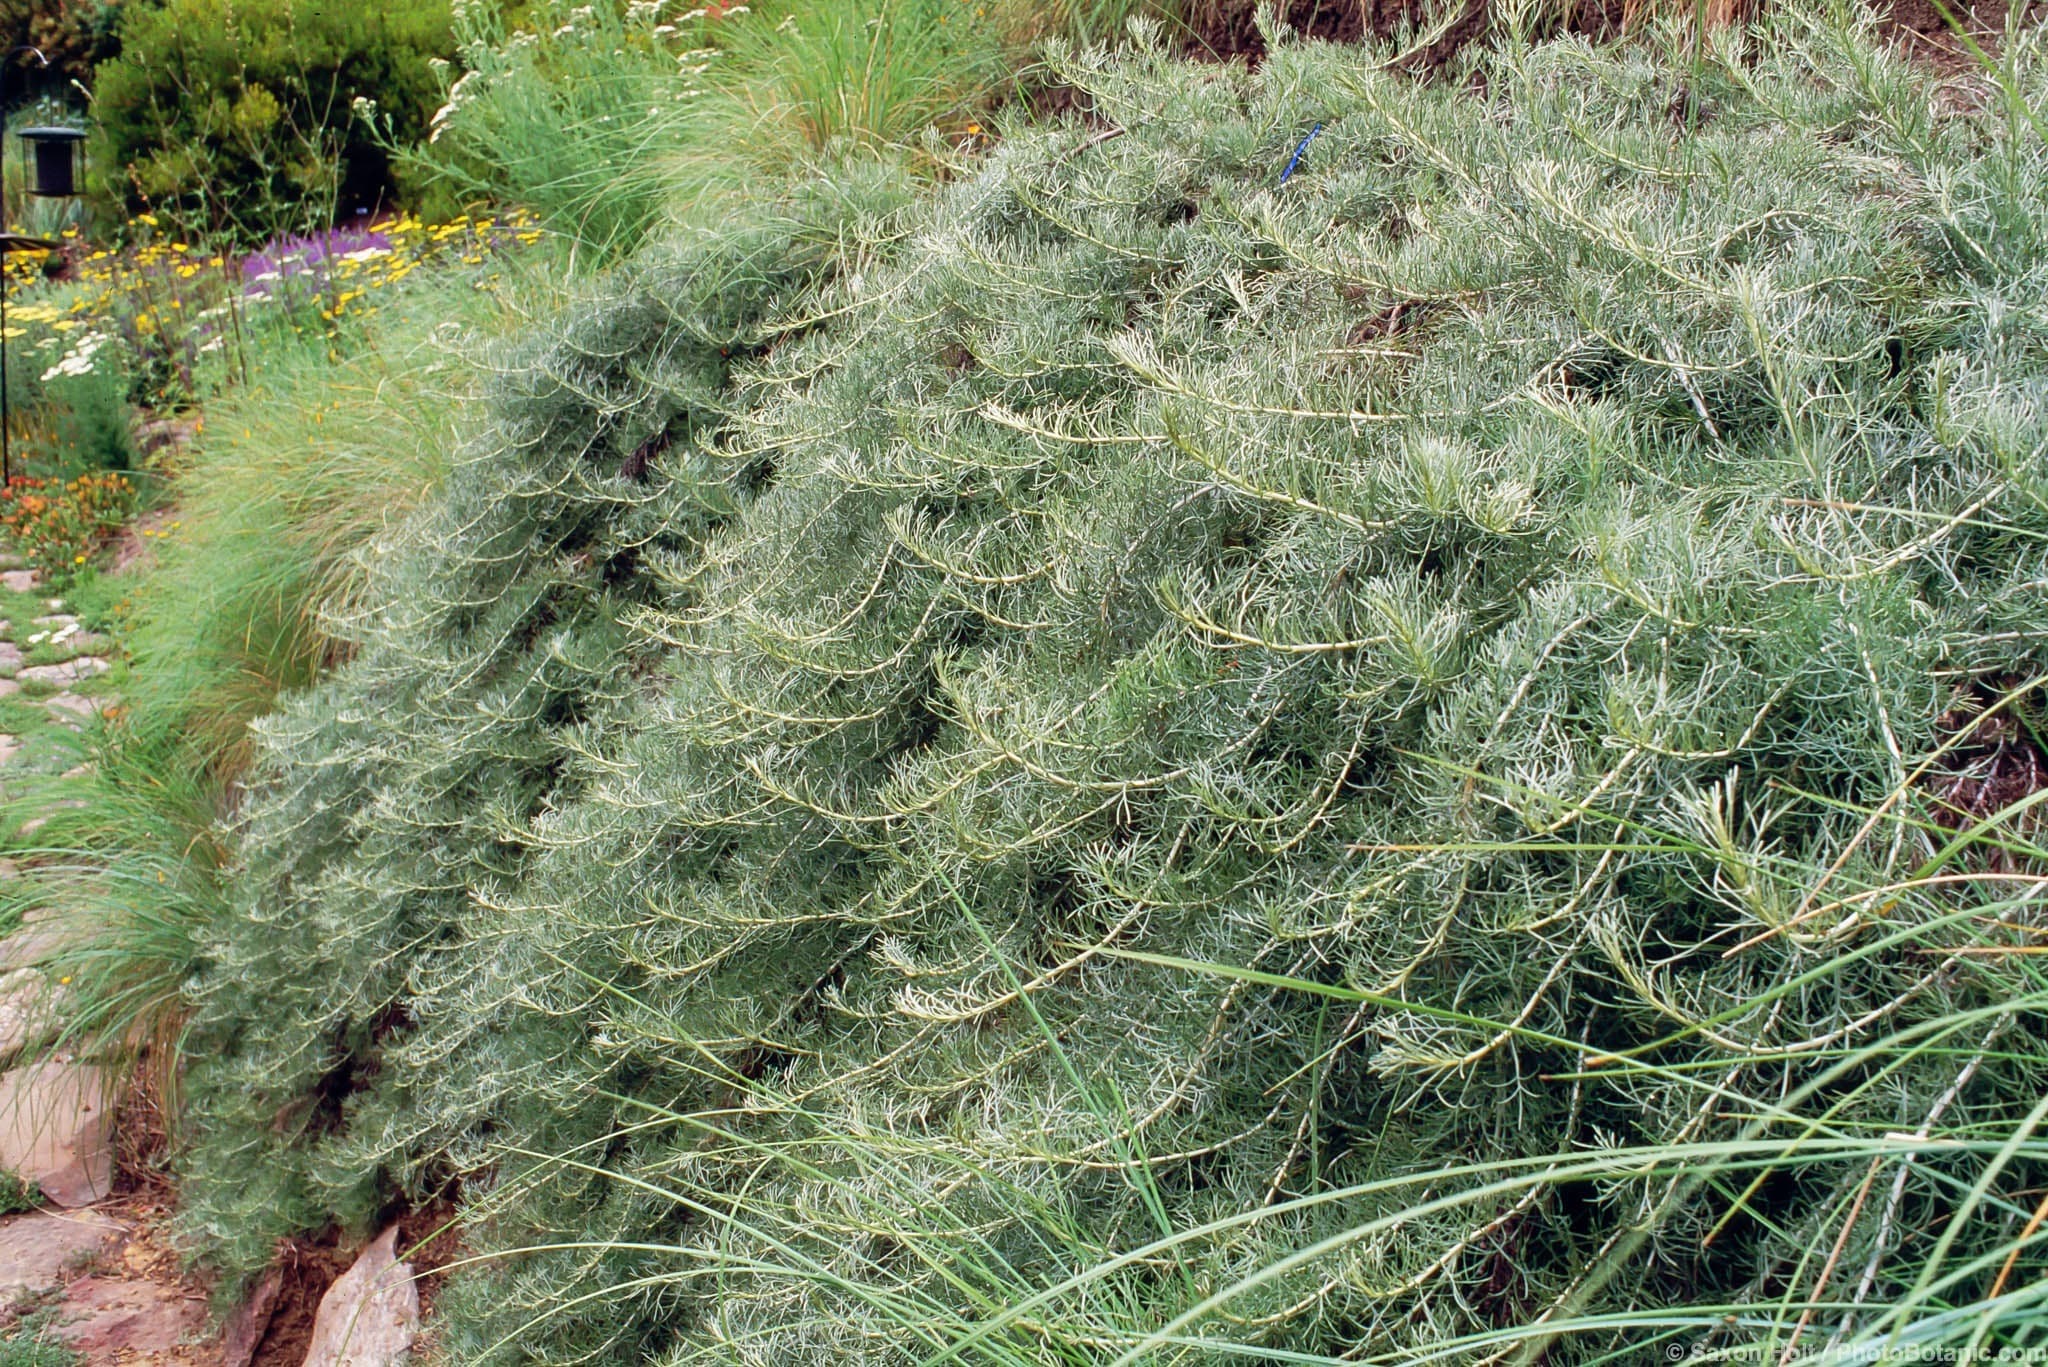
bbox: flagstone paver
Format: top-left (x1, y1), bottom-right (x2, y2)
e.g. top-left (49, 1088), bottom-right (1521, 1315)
top-left (52, 1272), bottom-right (209, 1362)
top-left (17, 659), bottom-right (110, 688)
top-left (43, 694), bottom-right (105, 724)
top-left (0, 971), bottom-right (56, 1066)
top-left (0, 573), bottom-right (121, 1209)
top-left (0, 1061), bottom-right (114, 1208)
top-left (0, 1209), bottom-right (124, 1299)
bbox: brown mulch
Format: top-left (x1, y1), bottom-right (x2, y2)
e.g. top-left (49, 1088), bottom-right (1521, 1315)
top-left (244, 1232), bottom-right (353, 1367)
top-left (1176, 0), bottom-right (2014, 70)
top-left (394, 1200), bottom-right (464, 1325)
top-left (1930, 680), bottom-right (2048, 851)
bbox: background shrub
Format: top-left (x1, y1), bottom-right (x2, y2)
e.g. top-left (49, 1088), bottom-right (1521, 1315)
top-left (87, 0), bottom-right (455, 241)
top-left (0, 0), bottom-right (125, 91)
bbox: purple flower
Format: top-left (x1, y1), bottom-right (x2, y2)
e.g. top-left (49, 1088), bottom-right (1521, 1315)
top-left (241, 225), bottom-right (394, 298)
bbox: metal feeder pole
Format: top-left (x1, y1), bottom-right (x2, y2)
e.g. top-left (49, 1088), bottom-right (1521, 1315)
top-left (0, 48), bottom-right (52, 487)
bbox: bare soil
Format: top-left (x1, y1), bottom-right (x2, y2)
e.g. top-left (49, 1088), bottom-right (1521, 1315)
top-left (245, 1234), bottom-right (351, 1367)
top-left (1931, 679), bottom-right (2048, 852)
top-left (1177, 0), bottom-right (2015, 69)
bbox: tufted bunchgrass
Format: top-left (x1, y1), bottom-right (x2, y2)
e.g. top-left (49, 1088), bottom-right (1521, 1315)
top-left (404, 0), bottom-right (1172, 261)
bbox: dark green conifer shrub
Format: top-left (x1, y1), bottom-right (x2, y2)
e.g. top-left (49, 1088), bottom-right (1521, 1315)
top-left (0, 0), bottom-right (124, 91)
top-left (180, 14), bottom-right (2048, 1362)
top-left (88, 0), bottom-right (454, 238)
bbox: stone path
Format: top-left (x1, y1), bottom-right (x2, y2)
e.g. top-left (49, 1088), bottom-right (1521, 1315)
top-left (0, 565), bottom-right (421, 1363)
top-left (0, 564), bottom-right (202, 1363)
top-left (0, 565), bottom-right (120, 1215)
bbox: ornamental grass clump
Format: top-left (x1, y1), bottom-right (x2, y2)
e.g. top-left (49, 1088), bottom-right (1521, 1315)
top-left (180, 11), bottom-right (2048, 1362)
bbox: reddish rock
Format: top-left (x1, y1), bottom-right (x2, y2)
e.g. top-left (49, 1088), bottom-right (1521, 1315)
top-left (0, 1209), bottom-right (124, 1298)
top-left (51, 1273), bottom-right (207, 1358)
top-left (219, 1264), bottom-right (284, 1367)
top-left (0, 1059), bottom-right (114, 1207)
top-left (301, 1225), bottom-right (419, 1367)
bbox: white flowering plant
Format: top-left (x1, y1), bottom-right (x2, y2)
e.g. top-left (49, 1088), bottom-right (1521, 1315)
top-left (390, 0), bottom-right (721, 256)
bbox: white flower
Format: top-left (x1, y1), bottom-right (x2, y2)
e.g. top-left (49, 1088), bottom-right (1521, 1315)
top-left (432, 71), bottom-right (485, 140)
top-left (41, 331), bottom-right (109, 382)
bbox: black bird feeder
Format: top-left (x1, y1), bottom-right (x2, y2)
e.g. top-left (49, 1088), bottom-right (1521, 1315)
top-left (17, 126), bottom-right (84, 199)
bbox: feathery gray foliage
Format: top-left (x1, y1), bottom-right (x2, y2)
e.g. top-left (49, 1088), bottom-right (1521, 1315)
top-left (183, 14), bottom-right (2048, 1363)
